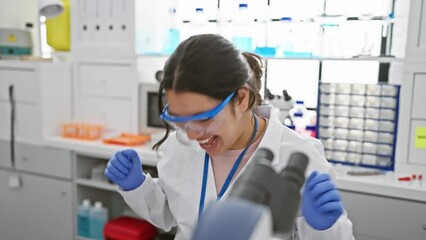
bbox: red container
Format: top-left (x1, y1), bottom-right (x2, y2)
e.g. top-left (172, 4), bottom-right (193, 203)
top-left (104, 217), bottom-right (157, 240)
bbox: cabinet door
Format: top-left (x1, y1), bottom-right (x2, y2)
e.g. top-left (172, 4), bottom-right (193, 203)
top-left (406, 0), bottom-right (426, 58)
top-left (412, 74), bottom-right (426, 119)
top-left (78, 63), bottom-right (133, 99)
top-left (0, 66), bottom-right (38, 104)
top-left (14, 143), bottom-right (72, 179)
top-left (0, 140), bottom-right (11, 168)
top-left (0, 169), bottom-right (73, 240)
top-left (341, 190), bottom-right (426, 240)
top-left (0, 102), bottom-right (42, 144)
top-left (75, 97), bottom-right (133, 132)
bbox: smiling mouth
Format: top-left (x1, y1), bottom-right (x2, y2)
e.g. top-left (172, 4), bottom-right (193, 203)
top-left (197, 136), bottom-right (214, 144)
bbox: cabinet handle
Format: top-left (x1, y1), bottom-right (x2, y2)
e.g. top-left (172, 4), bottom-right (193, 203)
top-left (21, 156), bottom-right (28, 161)
top-left (423, 224), bottom-right (426, 230)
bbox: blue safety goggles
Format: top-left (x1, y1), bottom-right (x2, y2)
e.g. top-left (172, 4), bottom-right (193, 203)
top-left (160, 92), bottom-right (235, 133)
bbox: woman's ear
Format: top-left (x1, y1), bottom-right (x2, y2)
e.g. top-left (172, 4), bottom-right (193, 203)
top-left (234, 86), bottom-right (250, 113)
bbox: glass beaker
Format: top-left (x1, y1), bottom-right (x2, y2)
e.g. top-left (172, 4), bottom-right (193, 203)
top-left (317, 23), bottom-right (343, 58)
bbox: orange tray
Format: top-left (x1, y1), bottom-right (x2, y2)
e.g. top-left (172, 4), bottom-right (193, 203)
top-left (103, 133), bottom-right (151, 146)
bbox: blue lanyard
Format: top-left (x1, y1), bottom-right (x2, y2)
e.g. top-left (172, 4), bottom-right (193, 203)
top-left (198, 114), bottom-right (258, 220)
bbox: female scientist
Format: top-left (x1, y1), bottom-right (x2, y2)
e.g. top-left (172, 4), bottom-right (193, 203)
top-left (105, 34), bottom-right (355, 240)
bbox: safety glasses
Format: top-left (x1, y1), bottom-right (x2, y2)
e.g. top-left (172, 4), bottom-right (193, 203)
top-left (160, 92), bottom-right (235, 134)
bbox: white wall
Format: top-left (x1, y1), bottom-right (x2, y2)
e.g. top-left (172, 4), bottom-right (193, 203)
top-left (0, 0), bottom-right (38, 29)
top-left (0, 0), bottom-right (40, 55)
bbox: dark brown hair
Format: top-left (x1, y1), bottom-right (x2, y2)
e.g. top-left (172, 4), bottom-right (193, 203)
top-left (153, 34), bottom-right (263, 150)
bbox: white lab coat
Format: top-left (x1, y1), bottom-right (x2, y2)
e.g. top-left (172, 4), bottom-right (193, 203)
top-left (119, 107), bottom-right (355, 240)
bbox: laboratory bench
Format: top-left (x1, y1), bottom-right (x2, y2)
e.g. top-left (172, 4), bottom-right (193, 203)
top-left (42, 136), bottom-right (426, 240)
top-left (333, 165), bottom-right (426, 240)
top-left (43, 136), bottom-right (161, 166)
top-left (44, 134), bottom-right (426, 201)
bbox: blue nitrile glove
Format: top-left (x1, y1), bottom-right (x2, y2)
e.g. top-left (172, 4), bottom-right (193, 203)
top-left (104, 149), bottom-right (146, 191)
top-left (302, 171), bottom-right (344, 230)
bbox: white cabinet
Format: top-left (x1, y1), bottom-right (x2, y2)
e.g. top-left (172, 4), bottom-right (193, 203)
top-left (0, 102), bottom-right (41, 144)
top-left (0, 66), bottom-right (38, 103)
top-left (70, 0), bottom-right (136, 58)
top-left (396, 65), bottom-right (426, 175)
top-left (74, 60), bottom-right (139, 133)
top-left (0, 140), bottom-right (72, 179)
top-left (341, 190), bottom-right (426, 240)
top-left (73, 152), bottom-right (159, 238)
top-left (0, 140), bottom-right (11, 168)
top-left (412, 74), bottom-right (426, 119)
top-left (14, 143), bottom-right (72, 179)
top-left (406, 0), bottom-right (426, 58)
top-left (79, 63), bottom-right (133, 99)
top-left (0, 142), bottom-right (73, 240)
top-left (0, 61), bottom-right (72, 144)
top-left (0, 169), bottom-right (73, 240)
top-left (0, 61), bottom-right (74, 240)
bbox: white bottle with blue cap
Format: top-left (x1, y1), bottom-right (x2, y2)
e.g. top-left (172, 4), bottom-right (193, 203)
top-left (77, 199), bottom-right (91, 238)
top-left (279, 17), bottom-right (295, 57)
top-left (186, 7), bottom-right (217, 38)
top-left (89, 201), bottom-right (108, 240)
top-left (231, 3), bottom-right (254, 52)
top-left (163, 7), bottom-right (180, 54)
top-left (289, 100), bottom-right (309, 133)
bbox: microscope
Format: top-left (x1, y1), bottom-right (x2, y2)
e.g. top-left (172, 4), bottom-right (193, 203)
top-left (192, 148), bottom-right (309, 240)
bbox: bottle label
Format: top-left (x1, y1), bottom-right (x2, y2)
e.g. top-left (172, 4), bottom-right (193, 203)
top-left (77, 216), bottom-right (90, 237)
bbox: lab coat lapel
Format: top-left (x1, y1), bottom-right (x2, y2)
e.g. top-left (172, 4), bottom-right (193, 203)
top-left (257, 107), bottom-right (283, 166)
top-left (187, 145), bottom-right (217, 211)
top-left (221, 107), bottom-right (284, 199)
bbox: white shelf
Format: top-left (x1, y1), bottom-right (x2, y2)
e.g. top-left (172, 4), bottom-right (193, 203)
top-left (43, 136), bottom-right (161, 166)
top-left (335, 167), bottom-right (426, 202)
top-left (76, 178), bottom-right (117, 192)
top-left (137, 54), bottom-right (405, 63)
top-left (264, 56), bottom-right (405, 62)
top-left (76, 236), bottom-right (97, 240)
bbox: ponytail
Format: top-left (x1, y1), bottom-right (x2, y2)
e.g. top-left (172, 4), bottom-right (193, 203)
top-left (242, 52), bottom-right (264, 107)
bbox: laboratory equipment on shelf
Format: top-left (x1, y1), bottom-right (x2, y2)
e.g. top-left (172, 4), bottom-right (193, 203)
top-left (265, 88), bottom-right (293, 126)
top-left (104, 216), bottom-right (158, 240)
top-left (89, 201), bottom-right (108, 240)
top-left (313, 0), bottom-right (346, 58)
top-left (61, 122), bottom-right (104, 140)
top-left (78, 199), bottom-right (91, 238)
top-left (39, 0), bottom-right (64, 18)
top-left (278, 17), bottom-right (295, 57)
top-left (397, 174), bottom-right (424, 187)
top-left (183, 8), bottom-right (216, 39)
top-left (317, 23), bottom-right (343, 58)
top-left (162, 7), bottom-right (180, 54)
top-left (254, 8), bottom-right (276, 57)
top-left (231, 3), bottom-right (254, 52)
top-left (289, 100), bottom-right (309, 133)
top-left (317, 82), bottom-right (400, 170)
top-left (273, 17), bottom-right (315, 58)
top-left (103, 133), bottom-right (152, 146)
top-left (305, 125), bottom-right (317, 138)
top-left (0, 28), bottom-right (33, 56)
top-left (45, 0), bottom-right (71, 51)
top-left (91, 163), bottom-right (108, 182)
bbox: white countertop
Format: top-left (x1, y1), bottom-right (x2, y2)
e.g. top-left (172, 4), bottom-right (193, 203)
top-left (43, 136), bottom-right (426, 202)
top-left (43, 136), bottom-right (161, 167)
top-left (334, 165), bottom-right (426, 202)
